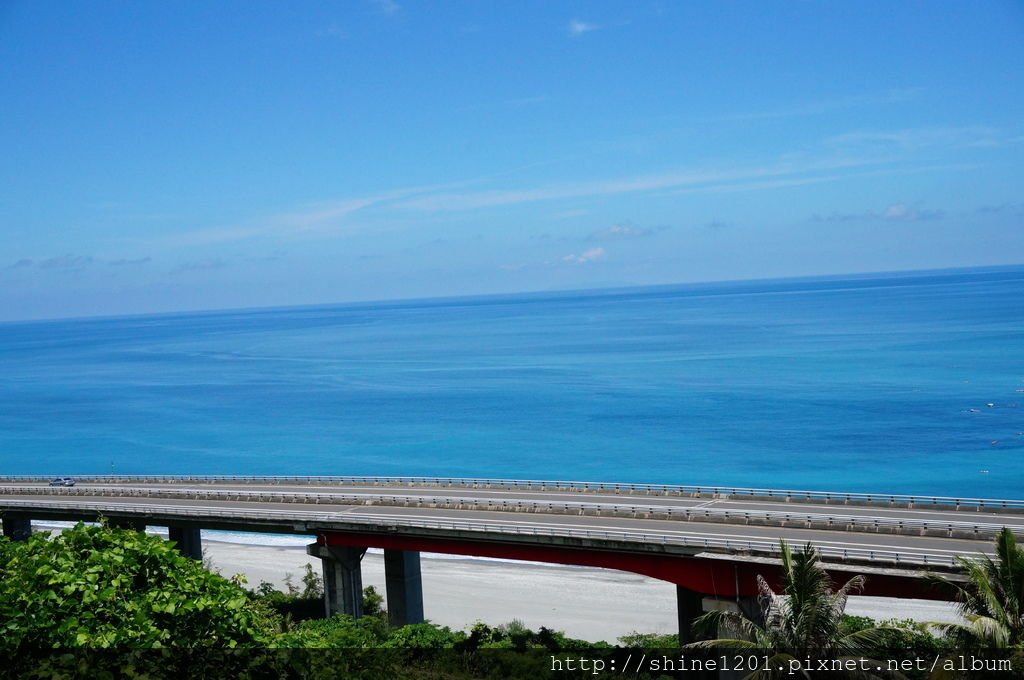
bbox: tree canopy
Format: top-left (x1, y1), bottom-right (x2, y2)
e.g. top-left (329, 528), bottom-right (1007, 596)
top-left (930, 527), bottom-right (1024, 649)
top-left (0, 522), bottom-right (274, 651)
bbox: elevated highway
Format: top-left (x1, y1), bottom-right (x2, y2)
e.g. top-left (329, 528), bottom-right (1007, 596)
top-left (0, 476), bottom-right (1011, 640)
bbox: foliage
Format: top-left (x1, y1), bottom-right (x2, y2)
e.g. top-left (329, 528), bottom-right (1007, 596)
top-left (0, 522), bottom-right (275, 652)
top-left (282, 572), bottom-right (299, 596)
top-left (689, 541), bottom-right (895, 678)
top-left (841, 616), bottom-right (950, 654)
top-left (275, 613), bottom-right (391, 648)
top-left (361, 585), bottom-right (386, 619)
top-left (251, 580), bottom-right (383, 625)
top-left (382, 621), bottom-right (466, 649)
top-left (0, 523), bottom-right (974, 680)
top-left (928, 527), bottom-right (1024, 649)
top-left (618, 630), bottom-right (679, 647)
top-left (299, 562), bottom-right (322, 600)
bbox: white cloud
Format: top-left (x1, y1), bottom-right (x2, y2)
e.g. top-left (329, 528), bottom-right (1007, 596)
top-left (563, 247), bottom-right (606, 264)
top-left (977, 202), bottom-right (1024, 216)
top-left (568, 20), bottom-right (598, 36)
top-left (813, 202), bottom-right (944, 223)
top-left (170, 258), bottom-right (226, 275)
top-left (880, 203), bottom-right (943, 222)
top-left (590, 223), bottom-right (665, 240)
top-left (108, 257), bottom-right (152, 267)
top-left (718, 88), bottom-right (923, 122)
top-left (372, 0), bottom-right (400, 16)
top-left (825, 126), bottom-right (1001, 154)
top-left (38, 254), bottom-right (94, 271)
top-left (159, 182), bottom-right (458, 248)
top-left (394, 158), bottom-right (869, 212)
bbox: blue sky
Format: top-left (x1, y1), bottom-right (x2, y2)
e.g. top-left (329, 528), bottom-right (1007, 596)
top-left (1, 1), bottom-right (1022, 320)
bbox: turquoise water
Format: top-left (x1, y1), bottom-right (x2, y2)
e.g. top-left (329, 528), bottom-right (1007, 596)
top-left (2, 267), bottom-right (1023, 497)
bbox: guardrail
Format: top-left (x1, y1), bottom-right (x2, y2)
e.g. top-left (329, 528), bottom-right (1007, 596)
top-left (1, 485), bottom-right (1016, 541)
top-left (0, 498), bottom-right (959, 569)
top-left (1, 474), bottom-right (1022, 512)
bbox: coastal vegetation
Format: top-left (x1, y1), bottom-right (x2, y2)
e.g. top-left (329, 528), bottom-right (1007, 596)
top-left (688, 541), bottom-right (944, 678)
top-left (928, 527), bottom-right (1024, 649)
top-left (2, 523), bottom-right (1022, 678)
top-left (0, 522), bottom-right (274, 650)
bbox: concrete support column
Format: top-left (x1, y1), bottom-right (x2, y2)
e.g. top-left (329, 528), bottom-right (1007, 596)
top-left (168, 526), bottom-right (203, 560)
top-left (307, 543), bottom-right (367, 618)
top-left (2, 513), bottom-right (32, 541)
top-left (676, 586), bottom-right (706, 645)
top-left (384, 549), bottom-right (424, 627)
top-left (737, 595), bottom-right (765, 627)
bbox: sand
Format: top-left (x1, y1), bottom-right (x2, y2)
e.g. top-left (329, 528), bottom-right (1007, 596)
top-left (201, 538), bottom-right (962, 642)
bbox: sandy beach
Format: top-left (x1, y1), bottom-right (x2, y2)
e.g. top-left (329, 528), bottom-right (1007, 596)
top-left (202, 537), bottom-right (962, 642)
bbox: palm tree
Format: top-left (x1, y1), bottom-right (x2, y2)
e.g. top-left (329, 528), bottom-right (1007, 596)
top-left (929, 527), bottom-right (1024, 648)
top-left (688, 541), bottom-right (892, 678)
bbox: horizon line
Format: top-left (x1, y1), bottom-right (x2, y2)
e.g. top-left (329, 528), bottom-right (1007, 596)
top-left (4, 261), bottom-right (1023, 327)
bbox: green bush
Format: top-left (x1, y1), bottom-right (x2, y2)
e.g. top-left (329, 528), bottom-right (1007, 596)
top-left (0, 522), bottom-right (275, 651)
top-left (617, 630), bottom-right (679, 648)
top-left (841, 615), bottom-right (951, 653)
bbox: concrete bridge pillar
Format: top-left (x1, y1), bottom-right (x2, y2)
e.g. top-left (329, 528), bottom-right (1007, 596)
top-left (736, 594), bottom-right (765, 626)
top-left (384, 549), bottom-right (424, 627)
top-left (308, 543), bottom-right (367, 618)
top-left (168, 526), bottom-right (203, 560)
top-left (1, 513), bottom-right (32, 541)
top-left (682, 593), bottom-right (765, 642)
top-left (676, 585), bottom-right (705, 645)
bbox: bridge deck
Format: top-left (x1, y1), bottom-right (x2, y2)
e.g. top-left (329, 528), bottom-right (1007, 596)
top-left (0, 482), bottom-right (1002, 569)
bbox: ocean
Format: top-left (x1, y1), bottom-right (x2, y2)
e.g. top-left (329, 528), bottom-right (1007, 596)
top-left (2, 266), bottom-right (1022, 498)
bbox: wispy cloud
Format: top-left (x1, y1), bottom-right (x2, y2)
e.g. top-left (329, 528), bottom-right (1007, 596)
top-left (568, 20), bottom-right (599, 37)
top-left (394, 158), bottom-right (871, 212)
top-left (454, 95), bottom-right (548, 114)
top-left (108, 257), bottom-right (152, 267)
top-left (7, 254), bottom-right (97, 272)
top-left (880, 203), bottom-right (944, 221)
top-left (165, 195), bottom-right (402, 247)
top-left (813, 202), bottom-right (944, 223)
top-left (977, 202), bottom-right (1024, 216)
top-left (371, 0), bottom-right (400, 16)
top-left (316, 25), bottom-right (347, 39)
top-left (563, 247), bottom-right (606, 264)
top-left (160, 178), bottom-right (483, 248)
top-left (7, 254), bottom-right (153, 272)
top-left (589, 223), bottom-right (667, 240)
top-left (719, 88), bottom-right (922, 122)
top-left (552, 208), bottom-right (590, 219)
top-left (40, 254), bottom-right (94, 270)
top-left (149, 126), bottom-right (987, 251)
top-left (170, 258), bottom-right (226, 275)
top-left (825, 126), bottom-right (1001, 154)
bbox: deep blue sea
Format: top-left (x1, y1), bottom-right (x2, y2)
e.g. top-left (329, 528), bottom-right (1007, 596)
top-left (2, 267), bottom-right (1023, 497)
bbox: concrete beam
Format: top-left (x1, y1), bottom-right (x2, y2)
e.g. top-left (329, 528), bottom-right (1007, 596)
top-left (168, 526), bottom-right (203, 560)
top-left (2, 513), bottom-right (32, 541)
top-left (308, 543), bottom-right (367, 618)
top-left (384, 549), bottom-right (424, 627)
